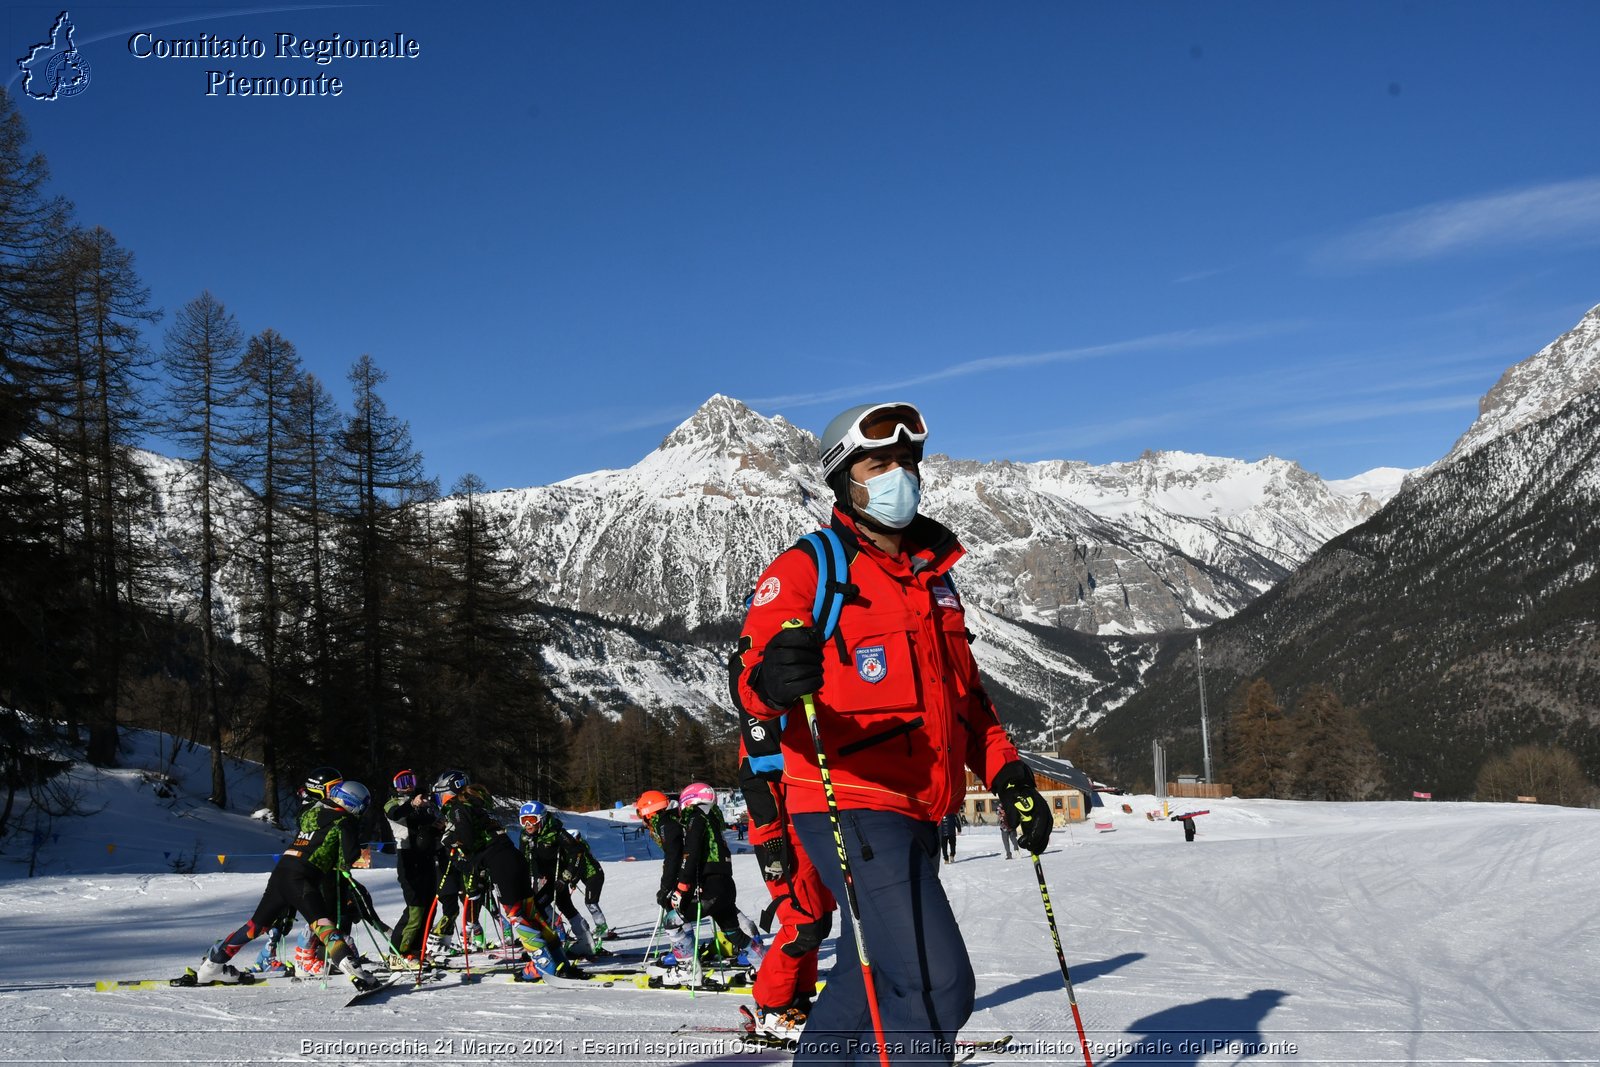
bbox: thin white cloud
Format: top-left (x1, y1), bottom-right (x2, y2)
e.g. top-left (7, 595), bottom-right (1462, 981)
top-left (985, 356), bottom-right (1490, 460)
top-left (1263, 394), bottom-right (1481, 429)
top-left (1317, 178), bottom-right (1600, 265)
top-left (748, 321), bottom-right (1307, 411)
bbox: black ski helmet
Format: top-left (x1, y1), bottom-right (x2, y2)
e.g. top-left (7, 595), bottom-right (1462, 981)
top-left (303, 766), bottom-right (341, 801)
top-left (432, 769), bottom-right (469, 803)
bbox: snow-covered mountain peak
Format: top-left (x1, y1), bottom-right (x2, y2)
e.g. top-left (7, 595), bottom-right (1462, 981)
top-left (658, 394), bottom-right (813, 459)
top-left (1443, 302), bottom-right (1600, 466)
top-left (632, 395), bottom-right (820, 494)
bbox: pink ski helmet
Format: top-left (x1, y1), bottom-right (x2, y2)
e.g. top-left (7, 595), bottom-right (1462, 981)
top-left (679, 782), bottom-right (716, 810)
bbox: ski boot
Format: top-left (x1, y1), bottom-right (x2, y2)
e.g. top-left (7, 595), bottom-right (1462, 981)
top-left (293, 943), bottom-right (327, 977)
top-left (566, 920), bottom-right (599, 958)
top-left (337, 954), bottom-right (380, 991)
top-left (425, 930), bottom-right (459, 963)
top-left (515, 943), bottom-right (560, 982)
top-left (736, 934), bottom-right (766, 970)
top-left (194, 951), bottom-right (244, 985)
top-left (586, 903), bottom-right (609, 944)
top-left (647, 952), bottom-right (698, 987)
top-left (745, 1003), bottom-right (806, 1046)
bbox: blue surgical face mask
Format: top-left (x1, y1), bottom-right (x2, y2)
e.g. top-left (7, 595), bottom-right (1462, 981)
top-left (852, 466), bottom-right (921, 529)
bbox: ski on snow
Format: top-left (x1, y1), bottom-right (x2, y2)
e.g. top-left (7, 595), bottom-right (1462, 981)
top-left (96, 965), bottom-right (455, 993)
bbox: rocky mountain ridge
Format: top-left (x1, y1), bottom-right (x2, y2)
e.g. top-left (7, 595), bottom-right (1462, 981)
top-left (478, 394), bottom-right (1396, 639)
top-left (1442, 302), bottom-right (1600, 466)
top-left (1096, 306), bottom-right (1600, 794)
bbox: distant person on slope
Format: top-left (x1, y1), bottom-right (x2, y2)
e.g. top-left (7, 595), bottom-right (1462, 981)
top-left (733, 400), bottom-right (1053, 1066)
top-left (997, 805), bottom-right (1017, 860)
top-left (938, 812), bottom-right (960, 863)
top-left (188, 779), bottom-right (379, 990)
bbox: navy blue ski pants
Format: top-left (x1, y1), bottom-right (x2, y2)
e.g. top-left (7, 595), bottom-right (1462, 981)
top-left (792, 810), bottom-right (975, 1067)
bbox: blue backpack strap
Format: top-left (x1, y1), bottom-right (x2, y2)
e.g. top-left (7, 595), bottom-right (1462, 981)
top-left (798, 532), bottom-right (829, 631)
top-left (739, 528), bottom-right (851, 783)
top-left (797, 528), bottom-right (850, 640)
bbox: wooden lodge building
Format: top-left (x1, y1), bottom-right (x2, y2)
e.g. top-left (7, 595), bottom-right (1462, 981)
top-left (963, 751), bottom-right (1096, 826)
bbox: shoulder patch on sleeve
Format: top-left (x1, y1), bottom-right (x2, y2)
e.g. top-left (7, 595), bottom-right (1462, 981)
top-left (753, 576), bottom-right (781, 606)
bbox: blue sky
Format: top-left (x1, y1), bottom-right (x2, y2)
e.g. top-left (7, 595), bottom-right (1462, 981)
top-left (8, 1), bottom-right (1599, 489)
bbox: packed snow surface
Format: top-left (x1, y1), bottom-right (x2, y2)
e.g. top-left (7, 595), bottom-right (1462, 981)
top-left (1, 737), bottom-right (1594, 1065)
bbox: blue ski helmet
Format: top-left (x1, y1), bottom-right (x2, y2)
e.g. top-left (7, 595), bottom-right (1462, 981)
top-left (519, 800), bottom-right (547, 831)
top-left (327, 780), bottom-right (372, 817)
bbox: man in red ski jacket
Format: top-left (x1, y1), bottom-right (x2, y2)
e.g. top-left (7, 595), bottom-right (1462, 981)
top-left (733, 401), bottom-right (1052, 1066)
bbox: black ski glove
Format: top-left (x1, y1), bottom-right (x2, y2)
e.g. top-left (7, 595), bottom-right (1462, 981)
top-left (753, 834), bottom-right (794, 883)
top-left (655, 886), bottom-right (675, 911)
top-left (751, 624), bottom-right (825, 709)
top-left (992, 760), bottom-right (1052, 854)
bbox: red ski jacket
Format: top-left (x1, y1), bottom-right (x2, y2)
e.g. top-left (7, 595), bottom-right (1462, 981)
top-left (735, 509), bottom-right (1019, 822)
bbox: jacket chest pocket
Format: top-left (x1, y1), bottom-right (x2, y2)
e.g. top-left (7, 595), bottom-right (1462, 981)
top-left (826, 609), bottom-right (919, 713)
top-left (939, 611), bottom-right (980, 697)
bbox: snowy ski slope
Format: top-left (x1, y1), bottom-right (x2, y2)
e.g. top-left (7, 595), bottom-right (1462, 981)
top-left (1, 736), bottom-right (1595, 1065)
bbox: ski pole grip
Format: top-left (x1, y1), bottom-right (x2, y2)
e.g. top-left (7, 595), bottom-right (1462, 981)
top-left (779, 618), bottom-right (820, 713)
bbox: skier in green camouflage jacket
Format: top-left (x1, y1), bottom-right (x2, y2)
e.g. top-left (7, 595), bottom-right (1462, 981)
top-left (188, 779), bottom-right (379, 989)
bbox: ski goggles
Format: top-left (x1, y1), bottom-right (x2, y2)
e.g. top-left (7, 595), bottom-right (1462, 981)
top-left (393, 769), bottom-right (417, 793)
top-left (820, 402), bottom-right (928, 477)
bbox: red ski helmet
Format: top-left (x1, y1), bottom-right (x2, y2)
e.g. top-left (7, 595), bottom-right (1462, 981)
top-left (636, 790), bottom-right (670, 818)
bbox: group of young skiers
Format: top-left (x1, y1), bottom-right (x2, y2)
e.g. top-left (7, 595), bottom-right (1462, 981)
top-left (187, 767), bottom-right (609, 988)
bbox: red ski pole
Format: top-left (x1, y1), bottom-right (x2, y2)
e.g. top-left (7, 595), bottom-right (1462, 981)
top-left (417, 895), bottom-right (440, 987)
